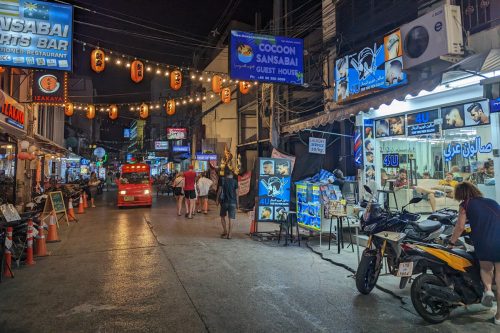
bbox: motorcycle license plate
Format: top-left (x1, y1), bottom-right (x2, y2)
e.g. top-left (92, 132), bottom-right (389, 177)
top-left (397, 262), bottom-right (414, 277)
top-left (124, 196), bottom-right (135, 202)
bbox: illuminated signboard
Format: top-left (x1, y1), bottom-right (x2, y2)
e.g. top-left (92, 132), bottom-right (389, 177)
top-left (195, 153), bottom-right (217, 161)
top-left (382, 154), bottom-right (400, 168)
top-left (0, 89), bottom-right (25, 131)
top-left (490, 98), bottom-right (500, 113)
top-left (172, 145), bottom-right (190, 153)
top-left (0, 0), bottom-right (73, 71)
top-left (407, 109), bottom-right (439, 136)
top-left (166, 127), bottom-right (186, 140)
top-left (229, 30), bottom-right (304, 85)
top-left (335, 29), bottom-right (407, 102)
top-left (154, 141), bottom-right (168, 150)
top-left (32, 71), bottom-right (67, 103)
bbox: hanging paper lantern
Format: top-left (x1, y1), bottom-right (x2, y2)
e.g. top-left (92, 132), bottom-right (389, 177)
top-left (170, 70), bottom-right (182, 90)
top-left (86, 105), bottom-right (96, 119)
top-left (221, 87), bottom-right (231, 104)
top-left (212, 75), bottom-right (222, 93)
top-left (165, 99), bottom-right (175, 116)
top-left (239, 81), bottom-right (250, 94)
top-left (139, 103), bottom-right (149, 119)
top-left (64, 102), bottom-right (74, 116)
top-left (109, 104), bottom-right (118, 120)
top-left (130, 60), bottom-right (144, 83)
top-left (18, 152), bottom-right (31, 160)
top-left (90, 49), bottom-right (106, 73)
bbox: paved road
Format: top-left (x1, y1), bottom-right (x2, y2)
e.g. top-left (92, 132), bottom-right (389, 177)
top-left (0, 192), bottom-right (497, 332)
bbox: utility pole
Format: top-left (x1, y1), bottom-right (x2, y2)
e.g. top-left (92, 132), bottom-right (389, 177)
top-left (270, 0), bottom-right (283, 149)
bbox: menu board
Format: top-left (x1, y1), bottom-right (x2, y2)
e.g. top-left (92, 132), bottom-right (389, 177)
top-left (49, 191), bottom-right (66, 213)
top-left (256, 158), bottom-right (291, 222)
top-left (407, 109), bottom-right (439, 136)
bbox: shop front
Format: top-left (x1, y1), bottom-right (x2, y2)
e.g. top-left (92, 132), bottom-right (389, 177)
top-left (357, 73), bottom-right (499, 212)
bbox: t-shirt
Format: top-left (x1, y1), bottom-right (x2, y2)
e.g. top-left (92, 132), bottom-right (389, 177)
top-left (197, 177), bottom-right (213, 196)
top-left (438, 179), bottom-right (458, 187)
top-left (183, 171), bottom-right (196, 191)
top-left (221, 177), bottom-right (238, 204)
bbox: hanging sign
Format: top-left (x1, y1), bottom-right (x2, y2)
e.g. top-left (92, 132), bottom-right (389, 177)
top-left (308, 137), bottom-right (326, 154)
top-left (407, 109), bottom-right (439, 136)
top-left (443, 136), bottom-right (492, 162)
top-left (195, 153), bottom-right (217, 161)
top-left (0, 0), bottom-right (73, 71)
top-left (167, 127), bottom-right (187, 140)
top-left (154, 141), bottom-right (169, 150)
top-left (0, 89), bottom-right (25, 131)
top-left (172, 145), bottom-right (190, 153)
top-left (229, 30), bottom-right (304, 85)
top-left (32, 71), bottom-right (67, 103)
top-left (256, 158), bottom-right (291, 222)
top-left (238, 171), bottom-right (251, 196)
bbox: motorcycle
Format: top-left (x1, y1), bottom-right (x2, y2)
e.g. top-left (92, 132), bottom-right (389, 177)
top-left (401, 230), bottom-right (488, 324)
top-left (355, 185), bottom-right (444, 294)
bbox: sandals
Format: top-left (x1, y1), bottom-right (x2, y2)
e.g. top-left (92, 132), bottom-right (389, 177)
top-left (220, 233), bottom-right (227, 238)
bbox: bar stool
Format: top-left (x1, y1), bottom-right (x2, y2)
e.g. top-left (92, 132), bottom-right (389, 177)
top-left (377, 189), bottom-right (398, 211)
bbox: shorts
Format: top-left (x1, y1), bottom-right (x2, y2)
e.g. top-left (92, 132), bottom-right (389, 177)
top-left (199, 195), bottom-right (208, 199)
top-left (220, 203), bottom-right (237, 219)
top-left (184, 190), bottom-right (196, 199)
top-left (174, 187), bottom-right (183, 196)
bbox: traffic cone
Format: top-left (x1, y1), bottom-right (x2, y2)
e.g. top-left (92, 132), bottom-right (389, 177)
top-left (35, 223), bottom-right (49, 257)
top-left (46, 212), bottom-right (61, 243)
top-left (3, 226), bottom-right (13, 277)
top-left (25, 219), bottom-right (36, 265)
top-left (77, 194), bottom-right (85, 214)
top-left (83, 193), bottom-right (88, 208)
top-left (67, 200), bottom-right (77, 222)
top-left (249, 210), bottom-right (257, 234)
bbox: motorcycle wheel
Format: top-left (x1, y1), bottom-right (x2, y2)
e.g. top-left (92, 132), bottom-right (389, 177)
top-left (411, 274), bottom-right (451, 324)
top-left (355, 250), bottom-right (381, 294)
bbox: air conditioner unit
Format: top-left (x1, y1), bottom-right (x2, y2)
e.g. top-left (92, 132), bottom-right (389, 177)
top-left (401, 4), bottom-right (463, 69)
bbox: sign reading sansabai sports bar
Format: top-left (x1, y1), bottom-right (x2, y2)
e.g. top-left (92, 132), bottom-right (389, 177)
top-left (0, 89), bottom-right (25, 131)
top-left (229, 30), bottom-right (304, 85)
top-left (0, 0), bottom-right (73, 71)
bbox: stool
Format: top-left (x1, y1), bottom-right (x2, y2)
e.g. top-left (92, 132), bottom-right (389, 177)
top-left (378, 189), bottom-right (398, 211)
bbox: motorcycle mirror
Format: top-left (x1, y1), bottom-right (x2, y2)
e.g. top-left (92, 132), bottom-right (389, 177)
top-left (409, 197), bottom-right (423, 204)
top-left (363, 185), bottom-right (372, 195)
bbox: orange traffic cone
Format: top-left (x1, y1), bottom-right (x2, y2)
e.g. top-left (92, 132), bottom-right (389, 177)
top-left (3, 226), bottom-right (13, 277)
top-left (249, 210), bottom-right (257, 234)
top-left (83, 193), bottom-right (88, 208)
top-left (35, 223), bottom-right (49, 257)
top-left (67, 200), bottom-right (78, 222)
top-left (46, 213), bottom-right (61, 243)
top-left (25, 219), bottom-right (36, 265)
top-left (77, 194), bottom-right (85, 214)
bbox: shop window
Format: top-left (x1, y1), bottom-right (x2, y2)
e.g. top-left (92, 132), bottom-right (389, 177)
top-left (0, 143), bottom-right (17, 204)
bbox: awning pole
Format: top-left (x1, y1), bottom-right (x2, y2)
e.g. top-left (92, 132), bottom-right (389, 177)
top-left (302, 129), bottom-right (353, 138)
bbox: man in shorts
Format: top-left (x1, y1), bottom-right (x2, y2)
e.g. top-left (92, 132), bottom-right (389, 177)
top-left (217, 172), bottom-right (238, 239)
top-left (183, 165), bottom-right (197, 219)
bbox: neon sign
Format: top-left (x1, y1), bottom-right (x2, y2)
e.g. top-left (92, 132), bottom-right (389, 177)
top-left (443, 136), bottom-right (492, 162)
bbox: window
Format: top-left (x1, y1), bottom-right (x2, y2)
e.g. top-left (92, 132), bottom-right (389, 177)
top-left (457, 0), bottom-right (497, 33)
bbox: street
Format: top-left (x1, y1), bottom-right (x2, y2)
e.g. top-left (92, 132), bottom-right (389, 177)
top-left (0, 192), bottom-right (497, 333)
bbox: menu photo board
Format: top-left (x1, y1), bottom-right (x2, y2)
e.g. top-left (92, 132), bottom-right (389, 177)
top-left (256, 158), bottom-right (291, 222)
top-left (335, 29), bottom-right (407, 102)
top-left (407, 109), bottom-right (439, 136)
top-left (375, 116), bottom-right (405, 138)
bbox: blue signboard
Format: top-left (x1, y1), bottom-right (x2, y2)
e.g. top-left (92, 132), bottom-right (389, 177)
top-left (229, 30), bottom-right (304, 85)
top-left (172, 145), bottom-right (190, 153)
top-left (407, 109), bottom-right (439, 136)
top-left (335, 30), bottom-right (407, 102)
top-left (382, 154), bottom-right (400, 168)
top-left (256, 158), bottom-right (291, 222)
top-left (195, 153), bottom-right (217, 161)
top-left (80, 158), bottom-right (90, 166)
top-left (489, 98), bottom-right (500, 113)
top-left (0, 0), bottom-right (73, 71)
top-left (443, 136), bottom-right (492, 162)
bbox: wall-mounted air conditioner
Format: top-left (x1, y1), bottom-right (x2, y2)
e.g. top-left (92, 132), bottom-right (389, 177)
top-left (401, 4), bottom-right (464, 69)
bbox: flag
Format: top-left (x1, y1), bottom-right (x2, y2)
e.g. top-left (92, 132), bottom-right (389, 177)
top-left (23, 1), bottom-right (49, 20)
top-left (0, 0), bottom-right (20, 17)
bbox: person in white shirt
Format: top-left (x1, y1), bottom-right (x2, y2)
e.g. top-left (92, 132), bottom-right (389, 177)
top-left (196, 173), bottom-right (214, 214)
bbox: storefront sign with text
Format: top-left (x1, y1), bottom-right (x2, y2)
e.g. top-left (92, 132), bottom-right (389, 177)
top-left (443, 136), bottom-right (492, 162)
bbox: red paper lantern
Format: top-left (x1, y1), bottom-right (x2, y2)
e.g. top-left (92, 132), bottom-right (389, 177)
top-left (170, 70), bottom-right (182, 90)
top-left (131, 60), bottom-right (144, 83)
top-left (139, 103), bottom-right (149, 119)
top-left (64, 102), bottom-right (74, 116)
top-left (86, 105), bottom-right (96, 119)
top-left (212, 75), bottom-right (222, 93)
top-left (165, 99), bottom-right (175, 116)
top-left (109, 104), bottom-right (118, 120)
top-left (221, 87), bottom-right (231, 104)
top-left (91, 49), bottom-right (106, 73)
top-left (18, 152), bottom-right (30, 160)
top-left (239, 81), bottom-right (250, 94)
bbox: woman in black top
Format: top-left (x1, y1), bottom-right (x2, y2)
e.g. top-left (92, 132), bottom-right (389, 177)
top-left (449, 182), bottom-right (500, 324)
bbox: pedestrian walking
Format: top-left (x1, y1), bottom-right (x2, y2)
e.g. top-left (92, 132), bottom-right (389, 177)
top-left (88, 172), bottom-right (101, 208)
top-left (183, 165), bottom-right (197, 219)
top-left (173, 172), bottom-right (185, 216)
top-left (216, 172), bottom-right (238, 239)
top-left (197, 172), bottom-right (213, 214)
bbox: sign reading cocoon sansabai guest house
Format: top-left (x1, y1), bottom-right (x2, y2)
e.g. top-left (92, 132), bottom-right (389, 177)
top-left (0, 0), bottom-right (73, 71)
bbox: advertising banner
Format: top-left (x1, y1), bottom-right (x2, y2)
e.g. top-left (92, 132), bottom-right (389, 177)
top-left (237, 171), bottom-right (251, 197)
top-left (407, 109), bottom-right (439, 136)
top-left (0, 89), bottom-right (25, 131)
top-left (229, 30), bottom-right (304, 85)
top-left (308, 137), bottom-right (326, 154)
top-left (256, 158), bottom-right (291, 222)
top-left (0, 0), bottom-right (73, 71)
top-left (32, 71), bottom-right (66, 103)
top-left (442, 100), bottom-right (490, 130)
top-left (154, 141), bottom-right (168, 150)
top-left (335, 29), bottom-right (407, 102)
top-left (296, 182), bottom-right (321, 231)
top-left (167, 127), bottom-right (187, 140)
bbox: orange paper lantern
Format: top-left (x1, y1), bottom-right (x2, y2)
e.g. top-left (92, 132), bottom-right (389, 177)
top-left (18, 152), bottom-right (30, 160)
top-left (170, 70), bottom-right (182, 90)
top-left (130, 60), bottom-right (144, 83)
top-left (109, 104), bottom-right (118, 120)
top-left (91, 49), bottom-right (106, 73)
top-left (221, 87), bottom-right (231, 104)
top-left (86, 105), bottom-right (95, 119)
top-left (212, 75), bottom-right (222, 93)
top-left (64, 102), bottom-right (74, 116)
top-left (139, 103), bottom-right (149, 119)
top-left (0, 66), bottom-right (5, 73)
top-left (239, 81), bottom-right (250, 94)
top-left (165, 99), bottom-right (175, 116)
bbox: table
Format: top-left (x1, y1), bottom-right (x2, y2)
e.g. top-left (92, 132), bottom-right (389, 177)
top-left (328, 213), bottom-right (354, 254)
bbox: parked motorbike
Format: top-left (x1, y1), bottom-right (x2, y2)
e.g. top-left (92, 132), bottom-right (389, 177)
top-left (355, 186), bottom-right (444, 294)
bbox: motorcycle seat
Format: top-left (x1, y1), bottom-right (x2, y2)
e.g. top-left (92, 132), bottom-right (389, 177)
top-left (450, 248), bottom-right (475, 262)
top-left (411, 220), bottom-right (442, 233)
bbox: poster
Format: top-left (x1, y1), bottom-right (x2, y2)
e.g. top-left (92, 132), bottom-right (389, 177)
top-left (238, 171), bottom-right (251, 196)
top-left (441, 104), bottom-right (465, 130)
top-left (463, 100), bottom-right (490, 126)
top-left (271, 148), bottom-right (296, 172)
top-left (229, 30), bottom-right (304, 85)
top-left (363, 119), bottom-right (375, 182)
top-left (375, 116), bottom-right (405, 138)
top-left (256, 158), bottom-right (291, 222)
top-left (0, 0), bottom-right (73, 71)
top-left (296, 182), bottom-right (321, 231)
